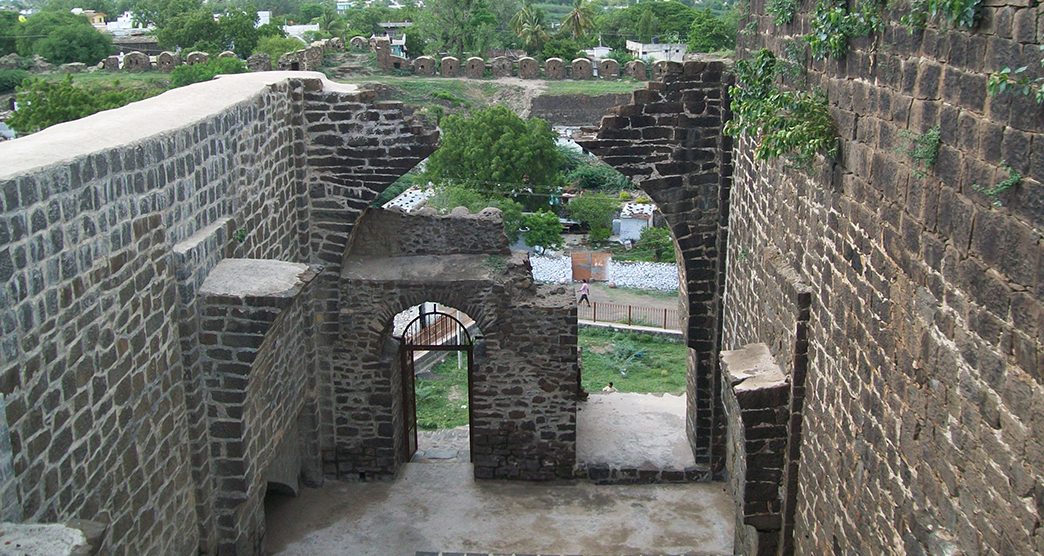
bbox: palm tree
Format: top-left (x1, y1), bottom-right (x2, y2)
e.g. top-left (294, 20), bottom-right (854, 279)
top-left (561, 0), bottom-right (594, 40)
top-left (511, 0), bottom-right (544, 36)
top-left (519, 20), bottom-right (550, 52)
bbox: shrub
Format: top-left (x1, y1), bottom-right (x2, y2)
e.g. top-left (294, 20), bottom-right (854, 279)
top-left (566, 161), bottom-right (631, 191)
top-left (253, 35), bottom-right (305, 65)
top-left (170, 57), bottom-right (248, 88)
top-left (0, 68), bottom-right (29, 93)
top-left (635, 226), bottom-right (675, 262)
top-left (7, 75), bottom-right (158, 133)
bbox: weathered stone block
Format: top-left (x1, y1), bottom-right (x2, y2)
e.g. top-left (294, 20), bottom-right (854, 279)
top-left (122, 51), bottom-right (151, 72)
top-left (571, 57), bottom-right (593, 79)
top-left (413, 56), bottom-right (436, 76)
top-left (440, 56), bottom-right (459, 77)
top-left (464, 56), bottom-right (485, 78)
top-left (246, 53), bottom-right (271, 72)
top-left (518, 57), bottom-right (538, 79)
top-left (102, 55), bottom-right (119, 71)
top-left (186, 51), bottom-right (209, 65)
top-left (599, 58), bottom-right (619, 79)
top-left (491, 56), bottom-right (512, 77)
top-left (60, 63), bottom-right (85, 73)
top-left (545, 57), bottom-right (565, 79)
top-left (349, 36), bottom-right (367, 49)
top-left (155, 51), bottom-right (179, 72)
top-left (624, 60), bottom-right (646, 80)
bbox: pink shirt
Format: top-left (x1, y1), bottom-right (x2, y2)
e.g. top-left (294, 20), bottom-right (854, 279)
top-left (579, 282), bottom-right (590, 295)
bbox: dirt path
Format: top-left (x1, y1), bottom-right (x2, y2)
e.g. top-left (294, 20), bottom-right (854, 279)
top-left (488, 77), bottom-right (548, 117)
top-left (586, 283), bottom-right (679, 311)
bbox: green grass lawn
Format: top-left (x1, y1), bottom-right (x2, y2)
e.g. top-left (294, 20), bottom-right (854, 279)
top-left (543, 79), bottom-right (646, 96)
top-left (580, 327), bottom-right (686, 394)
top-left (415, 355), bottom-right (471, 430)
top-left (414, 327), bottom-right (686, 430)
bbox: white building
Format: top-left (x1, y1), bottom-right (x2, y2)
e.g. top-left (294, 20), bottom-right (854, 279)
top-left (613, 201), bottom-right (656, 242)
top-left (583, 46), bottom-right (613, 61)
top-left (257, 11), bottom-right (271, 26)
top-left (104, 11), bottom-right (154, 36)
top-left (383, 186), bottom-right (435, 213)
top-left (625, 40), bottom-right (687, 62)
top-left (283, 24), bottom-right (321, 41)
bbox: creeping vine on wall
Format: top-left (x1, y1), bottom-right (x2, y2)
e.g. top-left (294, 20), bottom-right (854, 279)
top-left (896, 126), bottom-right (941, 178)
top-left (767, 0), bottom-right (800, 25)
top-left (987, 45), bottom-right (1044, 105)
top-left (900, 0), bottom-right (982, 30)
top-left (973, 164), bottom-right (1022, 207)
top-left (725, 49), bottom-right (839, 167)
top-left (805, 0), bottom-right (883, 59)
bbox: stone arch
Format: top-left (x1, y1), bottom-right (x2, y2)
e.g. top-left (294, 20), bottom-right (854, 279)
top-left (571, 57), bottom-right (593, 79)
top-left (544, 57), bottom-right (565, 79)
top-left (574, 59), bottom-right (733, 471)
top-left (349, 35), bottom-right (367, 49)
top-left (156, 51), bottom-right (179, 72)
top-left (414, 56), bottom-right (436, 76)
top-left (518, 57), bottom-right (538, 79)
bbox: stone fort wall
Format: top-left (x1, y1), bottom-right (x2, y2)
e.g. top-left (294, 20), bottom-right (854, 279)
top-left (723, 1), bottom-right (1042, 554)
top-left (0, 72), bottom-right (437, 553)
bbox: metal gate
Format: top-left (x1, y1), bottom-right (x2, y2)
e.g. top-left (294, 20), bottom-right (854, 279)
top-left (399, 310), bottom-right (475, 462)
top-left (571, 250), bottom-right (610, 281)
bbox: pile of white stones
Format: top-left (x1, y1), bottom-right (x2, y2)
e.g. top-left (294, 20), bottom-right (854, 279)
top-left (528, 255), bottom-right (679, 291)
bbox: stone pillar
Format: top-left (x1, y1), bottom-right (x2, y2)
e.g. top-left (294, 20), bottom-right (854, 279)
top-left (544, 57), bottom-right (565, 79)
top-left (246, 53), bottom-right (271, 72)
top-left (465, 56), bottom-right (485, 78)
top-left (122, 51), bottom-right (151, 72)
top-left (373, 36), bottom-right (392, 69)
top-left (571, 57), bottom-right (593, 79)
top-left (414, 56), bottom-right (436, 76)
top-left (102, 55), bottom-right (119, 71)
top-left (440, 56), bottom-right (460, 77)
top-left (186, 51), bottom-right (209, 65)
top-left (653, 60), bottom-right (682, 82)
top-left (518, 57), bottom-right (538, 79)
top-left (599, 58), bottom-right (619, 79)
top-left (156, 51), bottom-right (180, 72)
top-left (349, 36), bottom-right (367, 49)
top-left (491, 56), bottom-right (512, 77)
top-left (624, 59), bottom-right (646, 80)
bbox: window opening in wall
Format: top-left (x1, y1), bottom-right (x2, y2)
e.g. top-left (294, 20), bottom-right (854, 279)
top-left (395, 303), bottom-right (479, 464)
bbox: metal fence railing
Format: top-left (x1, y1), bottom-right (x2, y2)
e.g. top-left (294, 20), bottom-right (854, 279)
top-left (577, 302), bottom-right (681, 331)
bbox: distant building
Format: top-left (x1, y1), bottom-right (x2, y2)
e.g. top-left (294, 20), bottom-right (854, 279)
top-left (336, 1), bottom-right (352, 13)
top-left (383, 186), bottom-right (434, 213)
top-left (583, 46), bottom-right (612, 61)
top-left (283, 24), bottom-right (321, 41)
top-left (614, 201), bottom-right (656, 242)
top-left (104, 11), bottom-right (153, 36)
top-left (375, 22), bottom-right (412, 57)
top-left (625, 40), bottom-right (686, 62)
top-left (257, 11), bottom-right (271, 26)
top-left (70, 8), bottom-right (106, 28)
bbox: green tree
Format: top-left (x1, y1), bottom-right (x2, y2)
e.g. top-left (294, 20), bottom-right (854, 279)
top-left (8, 75), bottom-right (160, 133)
top-left (593, 1), bottom-right (696, 50)
top-left (567, 191), bottom-right (617, 242)
top-left (522, 210), bottom-right (564, 251)
top-left (132, 0), bottom-right (203, 28)
top-left (428, 185), bottom-right (526, 242)
top-left (169, 56), bottom-right (247, 87)
top-left (540, 37), bottom-right (582, 61)
top-left (424, 106), bottom-right (564, 210)
top-left (636, 10), bottom-right (657, 42)
top-left (0, 69), bottom-right (29, 93)
top-left (218, 8), bottom-right (261, 57)
top-left (560, 0), bottom-right (594, 40)
top-left (635, 226), bottom-right (675, 262)
top-left (253, 35), bottom-right (305, 62)
top-left (156, 9), bottom-right (221, 52)
top-left (687, 8), bottom-right (736, 53)
top-left (566, 161), bottom-right (630, 191)
top-left (0, 11), bottom-right (22, 56)
top-left (413, 0), bottom-right (503, 57)
top-left (17, 11), bottom-right (113, 64)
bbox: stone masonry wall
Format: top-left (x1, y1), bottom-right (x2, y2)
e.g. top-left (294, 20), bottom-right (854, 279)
top-left (725, 2), bottom-right (1043, 553)
top-left (347, 206), bottom-right (510, 257)
top-left (0, 73), bottom-right (438, 553)
top-left (577, 59), bottom-right (734, 472)
top-left (333, 209), bottom-right (578, 481)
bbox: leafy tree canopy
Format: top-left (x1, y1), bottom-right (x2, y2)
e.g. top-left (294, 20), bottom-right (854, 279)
top-left (253, 34), bottom-right (304, 62)
top-left (635, 226), bottom-right (675, 262)
top-left (16, 11), bottom-right (112, 64)
top-left (687, 7), bottom-right (737, 53)
top-left (522, 210), bottom-right (564, 251)
top-left (424, 105), bottom-right (564, 210)
top-left (428, 184), bottom-right (525, 242)
top-left (7, 75), bottom-right (159, 133)
top-left (540, 37), bottom-right (583, 61)
top-left (566, 160), bottom-right (631, 191)
top-left (593, 1), bottom-right (696, 49)
top-left (566, 191), bottom-right (617, 241)
top-left (1, 11), bottom-right (22, 57)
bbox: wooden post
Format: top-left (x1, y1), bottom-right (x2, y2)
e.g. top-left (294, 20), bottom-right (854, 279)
top-left (627, 305), bottom-right (632, 325)
top-left (663, 308), bottom-right (668, 329)
top-left (593, 302), bottom-right (598, 322)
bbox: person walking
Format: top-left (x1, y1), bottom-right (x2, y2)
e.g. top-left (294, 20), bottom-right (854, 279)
top-left (578, 279), bottom-right (591, 307)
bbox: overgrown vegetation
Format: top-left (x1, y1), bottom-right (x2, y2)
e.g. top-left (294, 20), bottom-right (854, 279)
top-left (7, 75), bottom-right (163, 134)
top-left (901, 0), bottom-right (982, 30)
top-left (896, 126), bottom-right (941, 178)
top-left (973, 163), bottom-right (1022, 207)
top-left (805, 0), bottom-right (882, 60)
top-left (0, 69), bottom-right (29, 94)
top-left (767, 0), bottom-right (799, 25)
top-left (725, 49), bottom-right (839, 166)
top-left (522, 210), bottom-right (565, 250)
top-left (987, 45), bottom-right (1044, 105)
top-left (579, 327), bottom-right (686, 395)
top-left (415, 356), bottom-right (471, 430)
top-left (567, 191), bottom-right (618, 243)
top-left (170, 57), bottom-right (248, 88)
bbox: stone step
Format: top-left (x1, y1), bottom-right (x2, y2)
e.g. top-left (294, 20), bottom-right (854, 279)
top-left (573, 462), bottom-right (713, 484)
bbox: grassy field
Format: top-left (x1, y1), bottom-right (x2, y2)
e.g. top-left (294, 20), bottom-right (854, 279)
top-left (414, 327), bottom-right (685, 429)
top-left (415, 355), bottom-right (471, 430)
top-left (543, 79), bottom-right (646, 96)
top-left (579, 327), bottom-right (686, 394)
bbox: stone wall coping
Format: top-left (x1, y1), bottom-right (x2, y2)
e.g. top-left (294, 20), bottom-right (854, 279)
top-left (173, 217), bottom-right (233, 256)
top-left (721, 343), bottom-right (786, 392)
top-left (0, 72), bottom-right (356, 180)
top-left (200, 258), bottom-right (317, 299)
top-left (342, 253), bottom-right (509, 281)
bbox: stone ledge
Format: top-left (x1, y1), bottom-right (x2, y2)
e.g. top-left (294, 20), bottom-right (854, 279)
top-left (574, 462), bottom-right (713, 484)
top-left (0, 519), bottom-right (107, 556)
top-left (721, 343), bottom-right (788, 407)
top-left (200, 258), bottom-right (320, 306)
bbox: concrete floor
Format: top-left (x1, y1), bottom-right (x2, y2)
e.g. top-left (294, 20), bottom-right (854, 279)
top-left (577, 392), bottom-right (695, 469)
top-left (264, 462), bottom-right (733, 556)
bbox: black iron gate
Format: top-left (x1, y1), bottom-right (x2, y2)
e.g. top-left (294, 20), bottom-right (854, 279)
top-left (399, 310), bottom-right (475, 462)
